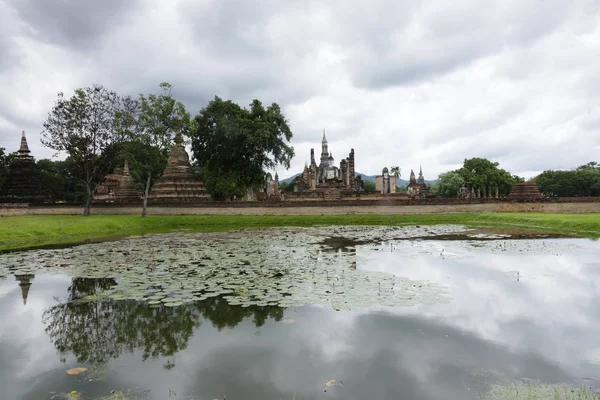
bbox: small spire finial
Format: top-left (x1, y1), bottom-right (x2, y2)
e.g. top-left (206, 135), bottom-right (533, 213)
top-left (322, 129), bottom-right (327, 142)
top-left (123, 160), bottom-right (130, 176)
top-left (18, 130), bottom-right (31, 156)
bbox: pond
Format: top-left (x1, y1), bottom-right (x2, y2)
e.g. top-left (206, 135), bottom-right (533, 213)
top-left (1, 225), bottom-right (599, 400)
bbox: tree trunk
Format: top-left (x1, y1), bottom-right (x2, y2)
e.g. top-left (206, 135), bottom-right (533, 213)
top-left (83, 184), bottom-right (92, 216)
top-left (141, 173), bottom-right (151, 218)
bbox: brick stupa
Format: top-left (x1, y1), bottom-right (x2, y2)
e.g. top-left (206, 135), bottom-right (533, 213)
top-left (115, 160), bottom-right (141, 203)
top-left (93, 166), bottom-right (123, 202)
top-left (0, 131), bottom-right (52, 203)
top-left (148, 134), bottom-right (210, 202)
top-left (508, 182), bottom-right (543, 199)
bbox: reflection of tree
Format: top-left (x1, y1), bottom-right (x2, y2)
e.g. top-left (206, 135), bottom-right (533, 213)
top-left (43, 278), bottom-right (284, 364)
top-left (199, 296), bottom-right (284, 330)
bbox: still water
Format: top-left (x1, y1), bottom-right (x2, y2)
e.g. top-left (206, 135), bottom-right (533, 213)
top-left (1, 228), bottom-right (600, 400)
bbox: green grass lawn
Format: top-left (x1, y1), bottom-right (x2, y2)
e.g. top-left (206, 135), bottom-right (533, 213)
top-left (0, 212), bottom-right (599, 251)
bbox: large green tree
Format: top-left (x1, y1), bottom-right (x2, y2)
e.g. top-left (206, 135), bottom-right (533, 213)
top-left (435, 171), bottom-right (465, 197)
top-left (41, 85), bottom-right (129, 215)
top-left (191, 96), bottom-right (294, 200)
top-left (534, 162), bottom-right (600, 197)
top-left (36, 158), bottom-right (85, 202)
top-left (117, 82), bottom-right (193, 216)
top-left (456, 157), bottom-right (520, 197)
top-left (0, 147), bottom-right (15, 188)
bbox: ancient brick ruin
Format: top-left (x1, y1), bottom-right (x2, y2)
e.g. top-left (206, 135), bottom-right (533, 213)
top-left (376, 167), bottom-right (397, 194)
top-left (290, 131), bottom-right (358, 200)
top-left (115, 160), bottom-right (142, 203)
top-left (148, 134), bottom-right (210, 203)
top-left (508, 182), bottom-right (542, 199)
top-left (0, 131), bottom-right (52, 203)
top-left (407, 167), bottom-right (430, 198)
top-left (94, 166), bottom-right (124, 202)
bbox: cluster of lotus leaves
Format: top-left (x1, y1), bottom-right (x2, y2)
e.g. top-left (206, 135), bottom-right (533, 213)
top-left (0, 226), bottom-right (463, 310)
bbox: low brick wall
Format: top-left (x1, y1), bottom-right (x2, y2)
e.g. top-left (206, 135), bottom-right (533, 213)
top-left (2, 198), bottom-right (600, 216)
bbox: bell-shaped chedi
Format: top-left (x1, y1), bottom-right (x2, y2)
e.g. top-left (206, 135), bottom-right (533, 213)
top-left (0, 131), bottom-right (52, 203)
top-left (115, 160), bottom-right (142, 203)
top-left (508, 182), bottom-right (542, 199)
top-left (148, 134), bottom-right (210, 202)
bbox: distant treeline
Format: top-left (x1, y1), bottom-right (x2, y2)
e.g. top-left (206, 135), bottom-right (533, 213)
top-left (533, 162), bottom-right (600, 197)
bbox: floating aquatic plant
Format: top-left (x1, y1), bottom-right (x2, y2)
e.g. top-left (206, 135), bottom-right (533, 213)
top-left (480, 380), bottom-right (600, 400)
top-left (0, 226), bottom-right (461, 309)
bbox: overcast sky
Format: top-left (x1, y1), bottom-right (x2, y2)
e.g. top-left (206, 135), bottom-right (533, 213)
top-left (1, 0), bottom-right (599, 180)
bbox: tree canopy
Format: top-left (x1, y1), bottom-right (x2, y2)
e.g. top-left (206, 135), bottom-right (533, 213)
top-left (118, 82), bottom-right (193, 215)
top-left (0, 148), bottom-right (14, 188)
top-left (41, 85), bottom-right (130, 215)
top-left (191, 96), bottom-right (294, 200)
top-left (455, 157), bottom-right (522, 196)
top-left (435, 171), bottom-right (465, 198)
top-left (534, 162), bottom-right (600, 197)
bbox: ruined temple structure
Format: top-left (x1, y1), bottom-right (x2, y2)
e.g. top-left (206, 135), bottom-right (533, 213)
top-left (94, 160), bottom-right (141, 203)
top-left (508, 182), bottom-right (543, 199)
top-left (376, 167), bottom-right (397, 194)
top-left (115, 160), bottom-right (142, 203)
top-left (0, 131), bottom-right (52, 203)
top-left (457, 184), bottom-right (471, 199)
top-left (94, 166), bottom-right (124, 202)
top-left (148, 134), bottom-right (210, 203)
top-left (264, 173), bottom-right (280, 200)
top-left (292, 130), bottom-right (357, 200)
top-left (15, 274), bottom-right (34, 306)
top-left (407, 166), bottom-right (430, 198)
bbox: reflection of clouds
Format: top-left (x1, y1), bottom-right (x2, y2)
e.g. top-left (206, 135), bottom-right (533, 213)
top-left (4, 239), bottom-right (600, 399)
top-left (0, 275), bottom-right (71, 397)
top-left (358, 239), bottom-right (600, 380)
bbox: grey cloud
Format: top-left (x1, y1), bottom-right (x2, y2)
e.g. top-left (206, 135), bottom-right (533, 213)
top-left (345, 0), bottom-right (578, 90)
top-left (7, 0), bottom-right (141, 52)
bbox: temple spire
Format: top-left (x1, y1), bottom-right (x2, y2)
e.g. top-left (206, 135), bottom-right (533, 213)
top-left (322, 129), bottom-right (327, 143)
top-left (409, 169), bottom-right (416, 184)
top-left (15, 275), bottom-right (34, 306)
top-left (123, 159), bottom-right (131, 176)
top-left (18, 131), bottom-right (32, 158)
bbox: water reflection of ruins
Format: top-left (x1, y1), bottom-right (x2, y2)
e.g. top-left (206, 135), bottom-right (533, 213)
top-left (39, 278), bottom-right (284, 366)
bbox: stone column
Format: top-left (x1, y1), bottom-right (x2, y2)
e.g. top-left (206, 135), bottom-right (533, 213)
top-left (495, 185), bottom-right (499, 199)
top-left (349, 149), bottom-right (356, 189)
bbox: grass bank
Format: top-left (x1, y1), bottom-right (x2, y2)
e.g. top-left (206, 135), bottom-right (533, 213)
top-left (1, 213), bottom-right (599, 251)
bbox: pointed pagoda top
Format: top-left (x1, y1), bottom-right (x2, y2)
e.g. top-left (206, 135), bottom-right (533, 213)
top-left (18, 130), bottom-right (31, 158)
top-left (418, 165), bottom-right (425, 184)
top-left (15, 274), bottom-right (34, 306)
top-left (275, 172), bottom-right (279, 181)
top-left (322, 129), bottom-right (327, 143)
top-left (123, 159), bottom-right (131, 176)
